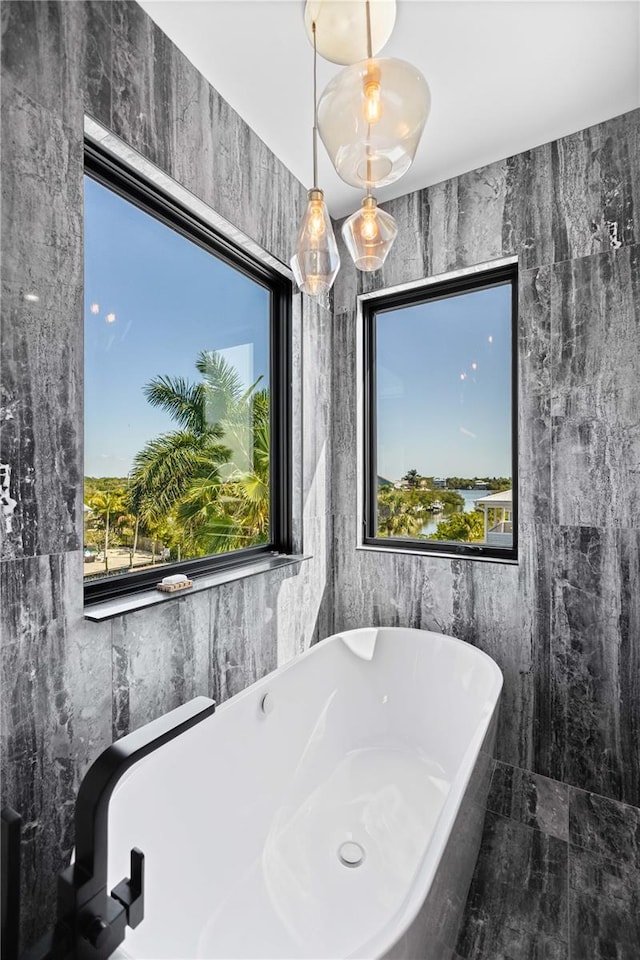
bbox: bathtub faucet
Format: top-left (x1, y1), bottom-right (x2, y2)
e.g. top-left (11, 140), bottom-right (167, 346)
top-left (2, 696), bottom-right (216, 960)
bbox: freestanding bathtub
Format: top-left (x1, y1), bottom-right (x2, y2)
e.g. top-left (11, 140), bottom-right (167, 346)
top-left (108, 627), bottom-right (502, 960)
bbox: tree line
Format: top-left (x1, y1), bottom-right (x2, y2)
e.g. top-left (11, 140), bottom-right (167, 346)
top-left (399, 469), bottom-right (510, 491)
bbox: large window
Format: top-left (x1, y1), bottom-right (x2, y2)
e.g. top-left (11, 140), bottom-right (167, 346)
top-left (363, 264), bottom-right (517, 561)
top-left (84, 144), bottom-right (290, 602)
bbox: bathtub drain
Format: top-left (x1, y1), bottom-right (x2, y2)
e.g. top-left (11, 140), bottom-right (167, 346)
top-left (338, 841), bottom-right (365, 868)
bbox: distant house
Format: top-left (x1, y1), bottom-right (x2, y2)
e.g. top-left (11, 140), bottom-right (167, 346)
top-left (433, 477), bottom-right (446, 488)
top-left (474, 479), bottom-right (488, 489)
top-left (474, 489), bottom-right (512, 546)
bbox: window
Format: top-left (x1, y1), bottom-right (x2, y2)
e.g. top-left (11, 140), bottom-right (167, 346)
top-left (84, 143), bottom-right (291, 603)
top-left (363, 264), bottom-right (517, 561)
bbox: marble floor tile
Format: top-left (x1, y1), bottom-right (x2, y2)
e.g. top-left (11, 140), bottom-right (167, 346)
top-left (569, 846), bottom-right (640, 960)
top-left (455, 813), bottom-right (568, 958)
top-left (457, 922), bottom-right (567, 960)
top-left (568, 789), bottom-right (640, 870)
top-left (488, 762), bottom-right (569, 841)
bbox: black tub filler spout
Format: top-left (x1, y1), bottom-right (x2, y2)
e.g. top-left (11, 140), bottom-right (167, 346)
top-left (2, 696), bottom-right (216, 960)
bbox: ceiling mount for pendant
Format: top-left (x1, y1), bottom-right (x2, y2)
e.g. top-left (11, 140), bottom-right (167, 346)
top-left (304, 0), bottom-right (396, 65)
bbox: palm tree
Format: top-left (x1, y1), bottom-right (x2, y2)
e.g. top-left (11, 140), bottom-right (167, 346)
top-left (377, 488), bottom-right (424, 537)
top-left (402, 468), bottom-right (420, 488)
top-left (130, 351), bottom-right (269, 556)
top-left (87, 490), bottom-right (126, 572)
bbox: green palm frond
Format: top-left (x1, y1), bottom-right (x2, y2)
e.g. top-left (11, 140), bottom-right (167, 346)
top-left (130, 431), bottom-right (228, 523)
top-left (144, 377), bottom-right (207, 434)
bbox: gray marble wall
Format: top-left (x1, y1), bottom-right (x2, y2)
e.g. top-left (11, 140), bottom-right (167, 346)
top-left (331, 109), bottom-right (640, 809)
top-left (0, 1), bottom-right (332, 948)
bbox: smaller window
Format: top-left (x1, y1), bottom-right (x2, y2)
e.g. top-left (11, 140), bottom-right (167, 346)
top-left (362, 264), bottom-right (518, 561)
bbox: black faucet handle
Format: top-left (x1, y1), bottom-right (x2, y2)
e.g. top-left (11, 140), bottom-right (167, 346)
top-left (111, 848), bottom-right (144, 929)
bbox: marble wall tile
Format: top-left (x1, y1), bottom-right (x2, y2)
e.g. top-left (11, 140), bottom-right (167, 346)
top-left (0, 88), bottom-right (83, 560)
top-left (366, 190), bottom-right (428, 291)
top-left (519, 523), bottom-right (554, 776)
top-left (109, 1), bottom-right (175, 176)
top-left (424, 161), bottom-right (508, 276)
top-left (330, 307), bottom-right (358, 514)
top-left (209, 564), bottom-right (306, 704)
top-left (502, 143), bottom-right (554, 272)
top-left (0, 552), bottom-right (112, 948)
top-left (452, 558), bottom-right (534, 769)
top-left (1, 0), bottom-right (112, 128)
top-left (551, 527), bottom-right (640, 803)
top-left (551, 110), bottom-right (640, 265)
top-left (568, 847), bottom-right (640, 960)
top-left (568, 789), bottom-right (640, 870)
top-left (333, 513), bottom-right (457, 636)
top-left (550, 246), bottom-right (640, 528)
top-left (301, 298), bottom-right (333, 521)
top-left (277, 514), bottom-right (334, 663)
top-left (109, 0), bottom-right (306, 266)
top-left (518, 267), bottom-right (551, 524)
top-left (455, 813), bottom-right (568, 958)
top-left (488, 761), bottom-right (569, 841)
top-left (111, 590), bottom-right (212, 738)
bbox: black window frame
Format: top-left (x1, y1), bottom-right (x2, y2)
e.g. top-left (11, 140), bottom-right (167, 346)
top-left (83, 140), bottom-right (292, 605)
top-left (362, 263), bottom-right (518, 562)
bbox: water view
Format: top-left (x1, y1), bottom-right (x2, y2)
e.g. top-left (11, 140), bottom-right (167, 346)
top-left (419, 489), bottom-right (482, 537)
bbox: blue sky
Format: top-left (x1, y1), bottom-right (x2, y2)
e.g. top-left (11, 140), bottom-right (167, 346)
top-left (376, 284), bottom-right (512, 480)
top-left (84, 176), bottom-right (270, 477)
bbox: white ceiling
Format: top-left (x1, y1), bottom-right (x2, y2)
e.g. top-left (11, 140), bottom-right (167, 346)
top-left (139, 0), bottom-right (640, 217)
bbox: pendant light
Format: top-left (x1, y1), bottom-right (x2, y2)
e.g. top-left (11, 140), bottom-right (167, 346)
top-left (303, 0), bottom-right (396, 66)
top-left (342, 192), bottom-right (398, 271)
top-left (290, 21), bottom-right (340, 299)
top-left (317, 1), bottom-right (430, 189)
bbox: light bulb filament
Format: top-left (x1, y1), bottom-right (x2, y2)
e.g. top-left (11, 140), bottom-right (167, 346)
top-left (361, 211), bottom-right (379, 243)
top-left (363, 80), bottom-right (382, 124)
top-left (307, 198), bottom-right (326, 239)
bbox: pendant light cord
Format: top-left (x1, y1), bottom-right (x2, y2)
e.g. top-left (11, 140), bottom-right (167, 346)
top-left (365, 0), bottom-right (373, 192)
top-left (312, 20), bottom-right (318, 189)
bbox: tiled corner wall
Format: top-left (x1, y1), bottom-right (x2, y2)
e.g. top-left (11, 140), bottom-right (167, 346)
top-left (331, 109), bottom-right (640, 808)
top-left (0, 1), bottom-right (333, 948)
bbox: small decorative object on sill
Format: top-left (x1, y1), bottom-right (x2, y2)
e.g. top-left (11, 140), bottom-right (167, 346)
top-left (156, 574), bottom-right (193, 593)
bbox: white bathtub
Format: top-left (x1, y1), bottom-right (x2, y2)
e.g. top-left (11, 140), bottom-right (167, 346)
top-left (108, 627), bottom-right (502, 960)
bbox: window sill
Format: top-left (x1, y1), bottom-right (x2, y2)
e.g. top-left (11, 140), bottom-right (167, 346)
top-left (84, 553), bottom-right (310, 622)
top-left (357, 543), bottom-right (518, 564)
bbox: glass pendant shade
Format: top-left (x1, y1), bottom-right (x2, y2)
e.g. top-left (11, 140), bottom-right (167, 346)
top-left (342, 195), bottom-right (397, 271)
top-left (304, 0), bottom-right (396, 65)
top-left (291, 188), bottom-right (341, 297)
top-left (318, 57), bottom-right (430, 189)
